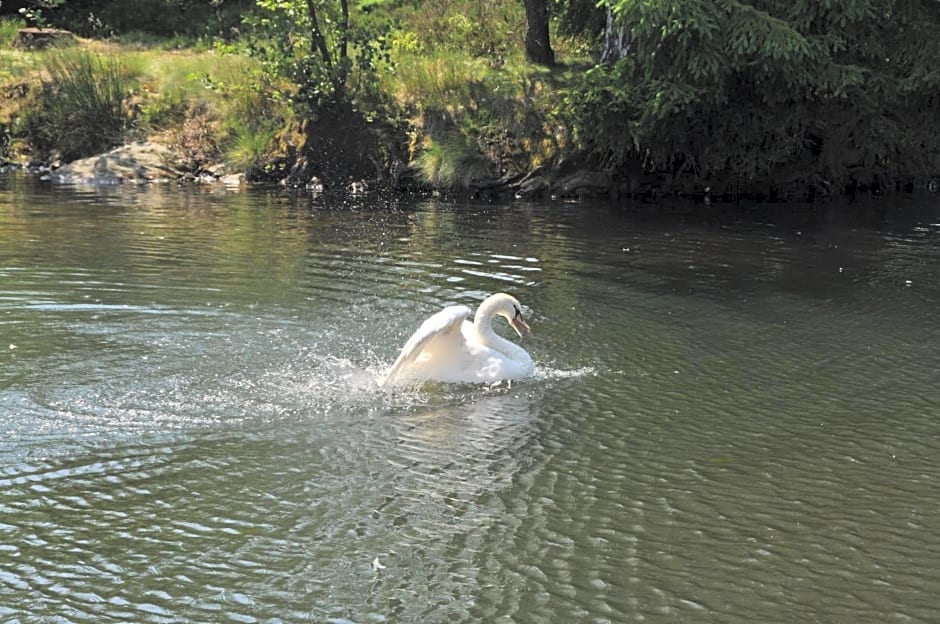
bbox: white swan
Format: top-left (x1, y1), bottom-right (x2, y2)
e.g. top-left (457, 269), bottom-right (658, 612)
top-left (382, 293), bottom-right (534, 386)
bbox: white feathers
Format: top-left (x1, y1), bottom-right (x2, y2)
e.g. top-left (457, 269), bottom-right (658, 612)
top-left (382, 293), bottom-right (534, 386)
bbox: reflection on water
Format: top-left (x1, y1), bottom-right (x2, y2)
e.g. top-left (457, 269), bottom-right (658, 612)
top-left (2, 174), bottom-right (940, 622)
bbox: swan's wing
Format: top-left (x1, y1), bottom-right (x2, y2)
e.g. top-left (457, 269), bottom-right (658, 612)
top-left (382, 305), bottom-right (471, 386)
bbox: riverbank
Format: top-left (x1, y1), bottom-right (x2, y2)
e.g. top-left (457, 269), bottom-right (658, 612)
top-left (2, 5), bottom-right (939, 204)
top-left (5, 136), bottom-right (937, 205)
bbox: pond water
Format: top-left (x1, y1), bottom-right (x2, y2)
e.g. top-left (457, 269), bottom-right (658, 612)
top-left (1, 174), bottom-right (939, 623)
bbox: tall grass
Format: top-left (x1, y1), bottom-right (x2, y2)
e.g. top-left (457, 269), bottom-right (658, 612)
top-left (415, 132), bottom-right (491, 188)
top-left (121, 48), bottom-right (286, 173)
top-left (0, 18), bottom-right (31, 83)
top-left (0, 17), bottom-right (25, 48)
top-left (21, 49), bottom-right (133, 161)
top-left (384, 50), bottom-right (487, 110)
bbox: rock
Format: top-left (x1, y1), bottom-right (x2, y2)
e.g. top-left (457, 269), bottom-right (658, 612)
top-left (557, 170), bottom-right (613, 198)
top-left (13, 28), bottom-right (76, 50)
top-left (220, 173), bottom-right (246, 187)
top-left (51, 141), bottom-right (176, 184)
top-left (513, 168), bottom-right (550, 198)
top-left (306, 177), bottom-right (324, 192)
top-left (349, 180), bottom-right (368, 195)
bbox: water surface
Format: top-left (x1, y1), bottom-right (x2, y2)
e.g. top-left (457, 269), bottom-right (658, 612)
top-left (2, 174), bottom-right (939, 622)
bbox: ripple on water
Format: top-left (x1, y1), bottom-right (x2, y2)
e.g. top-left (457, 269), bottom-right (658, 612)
top-left (4, 193), bottom-right (940, 622)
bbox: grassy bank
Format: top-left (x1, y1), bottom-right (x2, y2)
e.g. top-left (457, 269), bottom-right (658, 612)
top-left (4, 0), bottom-right (938, 200)
top-left (0, 19), bottom-right (290, 177)
top-left (0, 5), bottom-right (583, 190)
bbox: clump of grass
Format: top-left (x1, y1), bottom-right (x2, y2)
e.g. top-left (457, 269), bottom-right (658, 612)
top-left (19, 48), bottom-right (133, 161)
top-left (224, 124), bottom-right (280, 174)
top-left (0, 17), bottom-right (26, 48)
top-left (207, 56), bottom-right (290, 177)
top-left (414, 131), bottom-right (491, 188)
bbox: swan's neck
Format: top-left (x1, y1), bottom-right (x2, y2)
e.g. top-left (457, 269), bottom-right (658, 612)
top-left (473, 307), bottom-right (531, 363)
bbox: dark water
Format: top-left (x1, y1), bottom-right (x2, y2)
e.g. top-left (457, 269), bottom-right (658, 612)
top-left (2, 174), bottom-right (939, 622)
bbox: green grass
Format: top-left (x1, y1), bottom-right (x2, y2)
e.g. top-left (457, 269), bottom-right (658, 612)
top-left (224, 123), bottom-right (280, 173)
top-left (415, 132), bottom-right (491, 188)
top-left (1, 0), bottom-right (590, 179)
top-left (130, 51), bottom-right (267, 128)
top-left (18, 48), bottom-right (132, 161)
top-left (0, 18), bottom-right (35, 82)
top-left (0, 17), bottom-right (25, 48)
top-left (109, 30), bottom-right (213, 51)
top-left (384, 50), bottom-right (489, 111)
top-left (2, 30), bottom-right (290, 166)
top-left (382, 39), bottom-right (579, 175)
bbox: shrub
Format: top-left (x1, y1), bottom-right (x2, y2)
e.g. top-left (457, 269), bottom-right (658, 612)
top-left (20, 49), bottom-right (132, 161)
top-left (172, 103), bottom-right (220, 174)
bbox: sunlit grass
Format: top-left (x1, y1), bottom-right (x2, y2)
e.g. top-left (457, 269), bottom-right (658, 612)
top-left (2, 32), bottom-right (288, 166)
top-left (1, 4), bottom-right (590, 177)
top-left (382, 49), bottom-right (489, 110)
top-left (129, 50), bottom-right (265, 128)
top-left (383, 39), bottom-right (579, 175)
top-left (0, 18), bottom-right (37, 83)
top-left (0, 17), bottom-right (25, 48)
top-left (18, 48), bottom-right (132, 160)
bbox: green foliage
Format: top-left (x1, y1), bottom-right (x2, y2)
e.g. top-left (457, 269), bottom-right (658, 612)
top-left (224, 122), bottom-right (279, 173)
top-left (214, 69), bottom-right (285, 174)
top-left (569, 0), bottom-right (940, 188)
top-left (244, 0), bottom-right (393, 115)
top-left (415, 131), bottom-right (491, 188)
top-left (18, 0), bottom-right (66, 30)
top-left (386, 50), bottom-right (486, 110)
top-left (403, 0), bottom-right (524, 61)
top-left (19, 48), bottom-right (133, 161)
top-left (51, 0), bottom-right (255, 39)
top-left (139, 90), bottom-right (189, 129)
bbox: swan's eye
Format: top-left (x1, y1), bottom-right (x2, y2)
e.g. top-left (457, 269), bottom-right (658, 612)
top-left (513, 305), bottom-right (522, 317)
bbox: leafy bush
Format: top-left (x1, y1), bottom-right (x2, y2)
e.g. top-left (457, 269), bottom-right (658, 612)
top-left (243, 0), bottom-right (394, 114)
top-left (19, 49), bottom-right (133, 161)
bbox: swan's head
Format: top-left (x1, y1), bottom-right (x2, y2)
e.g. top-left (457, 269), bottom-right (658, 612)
top-left (489, 293), bottom-right (531, 338)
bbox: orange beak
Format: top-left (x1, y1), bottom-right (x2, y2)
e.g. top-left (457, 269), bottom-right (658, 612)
top-left (510, 312), bottom-right (531, 338)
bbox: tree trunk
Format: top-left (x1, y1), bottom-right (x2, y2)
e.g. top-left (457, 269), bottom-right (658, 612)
top-left (337, 0), bottom-right (349, 81)
top-left (523, 0), bottom-right (554, 66)
top-left (306, 0), bottom-right (333, 72)
top-left (305, 0), bottom-right (349, 100)
top-left (600, 5), bottom-right (633, 64)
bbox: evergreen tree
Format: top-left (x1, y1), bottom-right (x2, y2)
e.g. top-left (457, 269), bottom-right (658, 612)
top-left (571, 0), bottom-right (940, 191)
